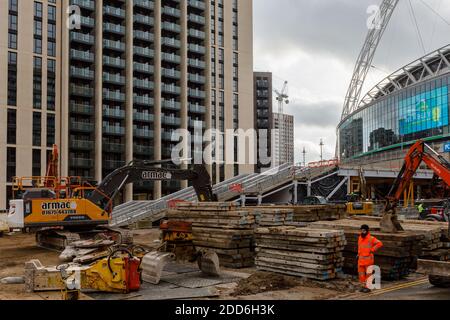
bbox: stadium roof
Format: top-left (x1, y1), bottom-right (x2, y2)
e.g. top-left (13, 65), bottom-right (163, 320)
top-left (358, 44), bottom-right (450, 109)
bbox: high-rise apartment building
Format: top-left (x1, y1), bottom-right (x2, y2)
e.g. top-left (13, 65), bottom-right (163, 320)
top-left (0, 0), bottom-right (254, 210)
top-left (253, 71), bottom-right (273, 173)
top-left (272, 112), bottom-right (294, 166)
top-left (0, 0), bottom-right (62, 211)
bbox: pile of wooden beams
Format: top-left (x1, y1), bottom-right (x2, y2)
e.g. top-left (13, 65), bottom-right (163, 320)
top-left (310, 219), bottom-right (427, 280)
top-left (246, 208), bottom-right (294, 226)
top-left (292, 205), bottom-right (347, 222)
top-left (168, 202), bottom-right (256, 268)
top-left (255, 226), bottom-right (346, 280)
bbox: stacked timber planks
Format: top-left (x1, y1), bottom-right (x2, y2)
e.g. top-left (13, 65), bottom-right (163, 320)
top-left (255, 226), bottom-right (346, 280)
top-left (310, 219), bottom-right (426, 280)
top-left (292, 205), bottom-right (347, 222)
top-left (246, 207), bottom-right (294, 226)
top-left (168, 202), bottom-right (256, 268)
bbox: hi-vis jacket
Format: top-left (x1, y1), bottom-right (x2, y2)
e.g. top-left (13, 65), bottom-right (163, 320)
top-left (358, 233), bottom-right (383, 266)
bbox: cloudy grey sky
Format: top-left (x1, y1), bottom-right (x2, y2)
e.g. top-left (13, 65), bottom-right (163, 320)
top-left (253, 0), bottom-right (450, 164)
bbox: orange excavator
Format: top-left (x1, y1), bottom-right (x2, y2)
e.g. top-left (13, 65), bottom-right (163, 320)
top-left (382, 140), bottom-right (450, 233)
top-left (382, 140), bottom-right (450, 287)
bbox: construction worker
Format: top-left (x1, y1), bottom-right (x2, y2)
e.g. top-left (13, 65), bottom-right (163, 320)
top-left (357, 225), bottom-right (383, 293)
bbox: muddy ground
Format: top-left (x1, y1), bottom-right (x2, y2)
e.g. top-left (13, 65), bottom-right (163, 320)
top-left (0, 230), bottom-right (415, 300)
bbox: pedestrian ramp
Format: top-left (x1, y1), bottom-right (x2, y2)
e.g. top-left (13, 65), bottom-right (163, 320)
top-left (110, 164), bottom-right (295, 227)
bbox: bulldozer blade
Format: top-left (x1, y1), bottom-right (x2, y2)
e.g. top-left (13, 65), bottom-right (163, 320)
top-left (197, 251), bottom-right (221, 276)
top-left (380, 212), bottom-right (404, 233)
top-left (140, 252), bottom-right (175, 285)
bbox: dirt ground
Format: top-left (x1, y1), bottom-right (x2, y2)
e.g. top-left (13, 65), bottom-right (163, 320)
top-left (0, 230), bottom-right (418, 301)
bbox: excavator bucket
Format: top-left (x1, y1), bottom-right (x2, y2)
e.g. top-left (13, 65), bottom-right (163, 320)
top-left (380, 210), bottom-right (404, 233)
top-left (197, 251), bottom-right (221, 276)
top-left (140, 252), bottom-right (175, 285)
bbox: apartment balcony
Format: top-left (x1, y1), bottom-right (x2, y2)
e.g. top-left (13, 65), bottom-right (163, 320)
top-left (162, 116), bottom-right (181, 126)
top-left (161, 131), bottom-right (176, 141)
top-left (188, 58), bottom-right (205, 69)
top-left (188, 43), bottom-right (206, 54)
top-left (189, 13), bottom-right (206, 25)
top-left (133, 78), bottom-right (154, 90)
top-left (134, 95), bottom-right (154, 106)
top-left (162, 6), bottom-right (181, 18)
top-left (103, 142), bottom-right (125, 153)
top-left (70, 102), bottom-right (94, 115)
top-left (70, 84), bottom-right (94, 97)
top-left (134, 14), bottom-right (154, 26)
top-left (70, 32), bottom-right (95, 45)
top-left (134, 62), bottom-right (154, 74)
top-left (80, 16), bottom-right (95, 28)
top-left (70, 158), bottom-right (94, 168)
top-left (134, 46), bottom-right (154, 58)
top-left (134, 30), bottom-right (154, 42)
top-left (161, 68), bottom-right (180, 79)
top-left (103, 22), bottom-right (125, 35)
top-left (103, 6), bottom-right (125, 18)
top-left (103, 107), bottom-right (125, 119)
top-left (103, 72), bottom-right (126, 85)
top-left (134, 144), bottom-right (154, 155)
top-left (134, 0), bottom-right (154, 10)
top-left (188, 29), bottom-right (205, 40)
top-left (161, 100), bottom-right (180, 111)
top-left (103, 125), bottom-right (125, 136)
top-left (71, 0), bottom-right (95, 11)
top-left (70, 49), bottom-right (94, 62)
top-left (103, 56), bottom-right (126, 68)
top-left (162, 22), bottom-right (181, 33)
top-left (103, 160), bottom-right (126, 170)
top-left (161, 52), bottom-right (181, 64)
top-left (134, 128), bottom-right (154, 138)
top-left (70, 66), bottom-right (94, 80)
top-left (162, 37), bottom-right (181, 49)
top-left (70, 120), bottom-right (94, 133)
top-left (189, 104), bottom-right (206, 114)
top-left (188, 73), bottom-right (205, 84)
top-left (162, 84), bottom-right (181, 95)
top-left (70, 139), bottom-right (95, 150)
top-left (189, 119), bottom-right (206, 129)
top-left (103, 39), bottom-right (125, 52)
top-left (188, 0), bottom-right (206, 10)
top-left (188, 88), bottom-right (206, 99)
top-left (103, 89), bottom-right (125, 102)
top-left (134, 112), bottom-right (154, 122)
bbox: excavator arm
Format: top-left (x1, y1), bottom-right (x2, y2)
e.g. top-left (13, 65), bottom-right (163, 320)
top-left (87, 163), bottom-right (217, 211)
top-left (383, 140), bottom-right (450, 232)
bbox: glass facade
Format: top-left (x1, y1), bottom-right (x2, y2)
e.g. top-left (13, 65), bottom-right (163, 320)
top-left (339, 74), bottom-right (450, 159)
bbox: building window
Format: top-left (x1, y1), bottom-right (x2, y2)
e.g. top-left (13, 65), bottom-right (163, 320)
top-left (47, 59), bottom-right (56, 110)
top-left (33, 57), bottom-right (42, 108)
top-left (7, 109), bottom-right (17, 145)
top-left (33, 112), bottom-right (41, 146)
top-left (47, 114), bottom-right (55, 147)
top-left (32, 149), bottom-right (41, 177)
top-left (7, 147), bottom-right (16, 182)
top-left (7, 52), bottom-right (17, 106)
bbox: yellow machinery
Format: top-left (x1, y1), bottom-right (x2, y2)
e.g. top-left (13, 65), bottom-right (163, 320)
top-left (24, 249), bottom-right (142, 297)
top-left (346, 201), bottom-right (374, 215)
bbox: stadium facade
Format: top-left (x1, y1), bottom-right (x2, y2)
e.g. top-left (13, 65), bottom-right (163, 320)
top-left (338, 45), bottom-right (450, 168)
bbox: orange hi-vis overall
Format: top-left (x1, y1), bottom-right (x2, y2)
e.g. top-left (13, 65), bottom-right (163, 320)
top-left (358, 233), bottom-right (383, 287)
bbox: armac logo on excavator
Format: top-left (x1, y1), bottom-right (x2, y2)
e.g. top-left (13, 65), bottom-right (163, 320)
top-left (40, 201), bottom-right (78, 215)
top-left (142, 171), bottom-right (172, 180)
